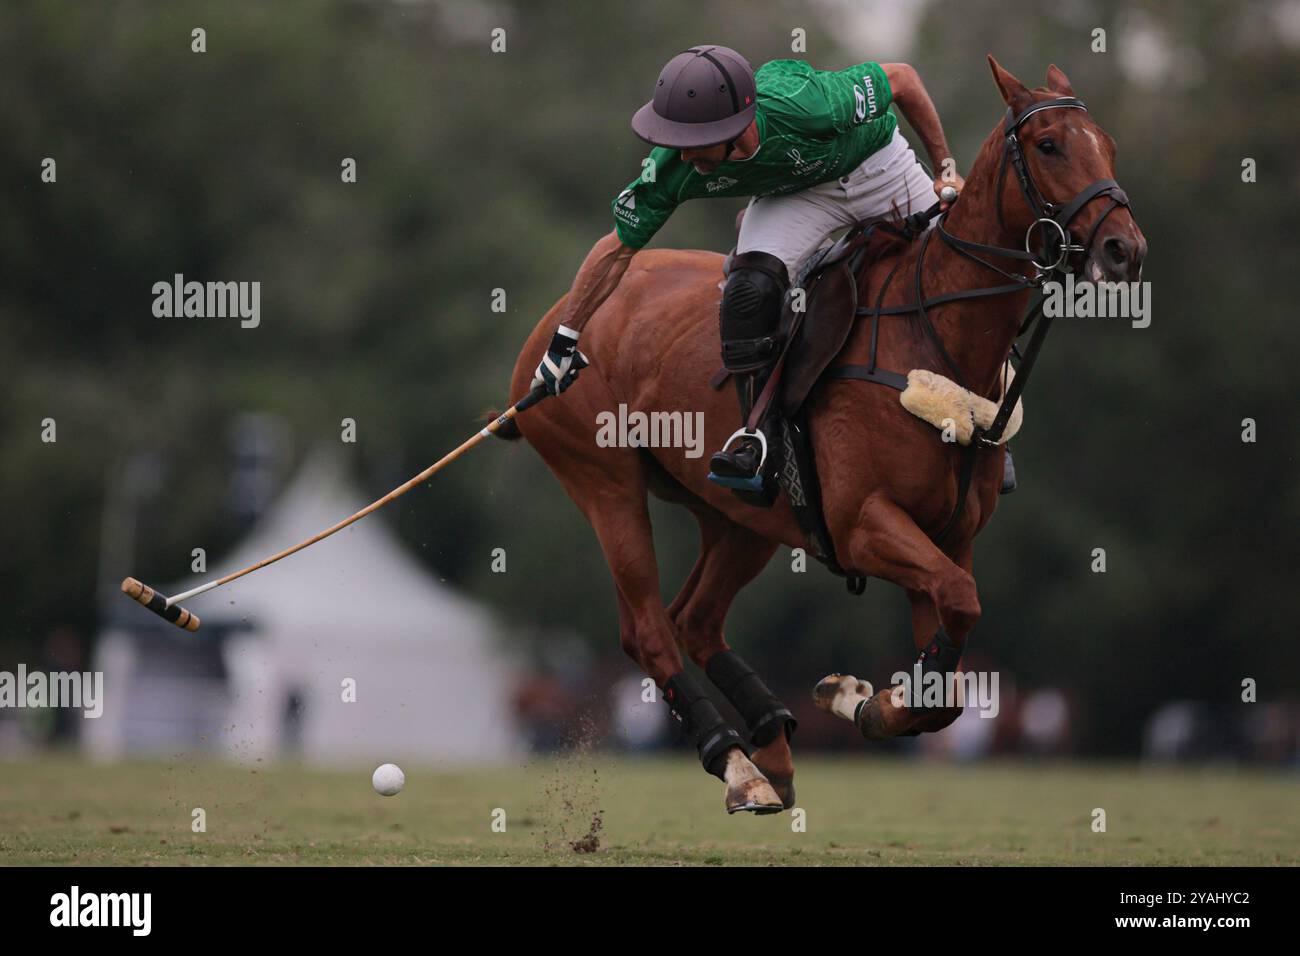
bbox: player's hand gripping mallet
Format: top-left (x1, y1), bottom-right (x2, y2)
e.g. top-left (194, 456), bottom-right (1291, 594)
top-left (121, 385), bottom-right (551, 631)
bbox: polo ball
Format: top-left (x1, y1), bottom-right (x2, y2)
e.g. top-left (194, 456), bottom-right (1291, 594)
top-left (371, 763), bottom-right (405, 796)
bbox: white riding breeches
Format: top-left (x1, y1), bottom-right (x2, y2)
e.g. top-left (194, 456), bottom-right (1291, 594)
top-left (735, 128), bottom-right (938, 282)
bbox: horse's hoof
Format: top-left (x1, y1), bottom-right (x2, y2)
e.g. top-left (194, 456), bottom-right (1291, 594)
top-left (813, 673), bottom-right (874, 722)
top-left (768, 776), bottom-right (796, 810)
top-left (857, 688), bottom-right (911, 740)
top-left (749, 735), bottom-right (797, 809)
top-left (722, 749), bottom-right (785, 815)
top-left (856, 693), bottom-right (892, 740)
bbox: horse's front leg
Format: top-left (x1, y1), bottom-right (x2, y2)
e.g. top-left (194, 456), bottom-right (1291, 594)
top-left (901, 587), bottom-right (966, 734)
top-left (814, 498), bottom-right (980, 739)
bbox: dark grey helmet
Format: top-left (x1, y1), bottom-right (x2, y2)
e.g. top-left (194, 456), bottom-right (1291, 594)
top-left (631, 45), bottom-right (757, 150)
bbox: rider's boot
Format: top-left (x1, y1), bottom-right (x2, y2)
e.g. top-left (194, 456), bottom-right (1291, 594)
top-left (707, 251), bottom-right (788, 497)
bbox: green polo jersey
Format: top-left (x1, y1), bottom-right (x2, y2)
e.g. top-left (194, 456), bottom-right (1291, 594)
top-left (612, 59), bottom-right (898, 248)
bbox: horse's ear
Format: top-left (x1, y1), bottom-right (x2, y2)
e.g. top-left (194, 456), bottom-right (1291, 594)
top-left (1046, 64), bottom-right (1075, 96)
top-left (987, 55), bottom-right (1033, 113)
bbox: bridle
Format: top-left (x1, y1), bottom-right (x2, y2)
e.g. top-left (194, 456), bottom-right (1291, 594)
top-left (945, 96), bottom-right (1131, 278)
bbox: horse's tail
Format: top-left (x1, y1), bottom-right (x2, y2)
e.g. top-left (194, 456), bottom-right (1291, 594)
top-left (482, 405), bottom-right (522, 440)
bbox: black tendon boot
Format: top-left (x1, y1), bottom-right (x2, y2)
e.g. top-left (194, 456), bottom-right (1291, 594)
top-left (705, 649), bottom-right (796, 747)
top-left (914, 629), bottom-right (964, 710)
top-left (663, 672), bottom-right (744, 780)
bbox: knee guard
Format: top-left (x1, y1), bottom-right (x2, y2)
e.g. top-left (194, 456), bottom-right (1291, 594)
top-left (720, 251), bottom-right (789, 373)
top-left (705, 649), bottom-right (796, 748)
top-left (664, 671), bottom-right (744, 780)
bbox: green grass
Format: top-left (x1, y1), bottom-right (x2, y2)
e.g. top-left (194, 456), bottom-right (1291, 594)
top-left (0, 754), bottom-right (1295, 865)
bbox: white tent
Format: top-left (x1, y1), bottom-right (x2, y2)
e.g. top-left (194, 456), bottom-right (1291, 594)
top-left (86, 448), bottom-right (524, 766)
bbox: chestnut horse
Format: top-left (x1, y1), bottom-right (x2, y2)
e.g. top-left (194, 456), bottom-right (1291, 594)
top-left (503, 58), bottom-right (1144, 813)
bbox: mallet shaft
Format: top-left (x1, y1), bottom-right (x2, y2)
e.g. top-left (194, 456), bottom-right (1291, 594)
top-left (126, 386), bottom-right (547, 627)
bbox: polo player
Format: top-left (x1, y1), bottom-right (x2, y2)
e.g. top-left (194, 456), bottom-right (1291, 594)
top-left (531, 45), bottom-right (1017, 492)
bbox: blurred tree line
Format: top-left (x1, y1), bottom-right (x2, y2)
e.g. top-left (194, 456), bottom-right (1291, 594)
top-left (0, 0), bottom-right (1295, 753)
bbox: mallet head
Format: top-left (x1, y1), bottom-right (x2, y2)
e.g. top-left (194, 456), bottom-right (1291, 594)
top-left (120, 577), bottom-right (200, 632)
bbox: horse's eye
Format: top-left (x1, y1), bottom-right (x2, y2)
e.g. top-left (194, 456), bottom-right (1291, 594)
top-left (1037, 139), bottom-right (1056, 154)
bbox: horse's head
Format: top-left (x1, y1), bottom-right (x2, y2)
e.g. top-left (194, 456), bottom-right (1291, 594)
top-left (985, 56), bottom-right (1146, 282)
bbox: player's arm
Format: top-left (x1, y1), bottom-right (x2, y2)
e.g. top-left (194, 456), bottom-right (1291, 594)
top-left (527, 229), bottom-right (631, 391)
top-left (881, 63), bottom-right (962, 203)
top-left (571, 149), bottom-right (684, 335)
top-left (531, 230), bottom-right (634, 395)
top-left (532, 152), bottom-right (685, 395)
top-left (559, 231), bottom-right (636, 336)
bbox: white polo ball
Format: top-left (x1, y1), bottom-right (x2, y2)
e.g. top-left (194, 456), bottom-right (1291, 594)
top-left (371, 763), bottom-right (405, 796)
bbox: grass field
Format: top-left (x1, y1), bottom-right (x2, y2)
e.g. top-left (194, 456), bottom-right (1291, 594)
top-left (0, 753), bottom-right (1295, 866)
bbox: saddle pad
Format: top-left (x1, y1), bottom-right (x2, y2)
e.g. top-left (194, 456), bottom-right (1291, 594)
top-left (900, 364), bottom-right (1023, 445)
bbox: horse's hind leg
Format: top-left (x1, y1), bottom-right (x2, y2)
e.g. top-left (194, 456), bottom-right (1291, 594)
top-left (815, 498), bottom-right (980, 739)
top-left (667, 509), bottom-right (795, 807)
top-left (530, 439), bottom-right (781, 814)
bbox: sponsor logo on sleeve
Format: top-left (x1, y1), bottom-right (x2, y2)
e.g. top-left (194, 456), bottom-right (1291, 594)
top-left (862, 74), bottom-right (878, 117)
top-left (614, 188), bottom-right (640, 226)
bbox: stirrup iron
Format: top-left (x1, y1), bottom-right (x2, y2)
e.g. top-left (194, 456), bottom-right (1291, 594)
top-left (708, 427), bottom-right (768, 491)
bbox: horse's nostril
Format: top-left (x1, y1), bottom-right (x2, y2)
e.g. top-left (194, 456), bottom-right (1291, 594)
top-left (1104, 237), bottom-right (1129, 266)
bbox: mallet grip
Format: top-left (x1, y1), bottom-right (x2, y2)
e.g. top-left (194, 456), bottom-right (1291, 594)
top-left (514, 383), bottom-right (551, 414)
top-left (121, 577), bottom-right (200, 632)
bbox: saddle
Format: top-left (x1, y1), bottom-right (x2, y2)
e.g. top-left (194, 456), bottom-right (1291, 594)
top-left (714, 222), bottom-right (906, 411)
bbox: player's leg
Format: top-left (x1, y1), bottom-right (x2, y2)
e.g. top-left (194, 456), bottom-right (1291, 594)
top-left (709, 188), bottom-right (853, 488)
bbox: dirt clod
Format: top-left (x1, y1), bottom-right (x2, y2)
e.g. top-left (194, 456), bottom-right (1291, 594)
top-left (536, 712), bottom-right (606, 855)
top-left (569, 809), bottom-right (604, 853)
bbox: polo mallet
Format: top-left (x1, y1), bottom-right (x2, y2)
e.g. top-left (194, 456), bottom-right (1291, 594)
top-left (121, 384), bottom-right (551, 631)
